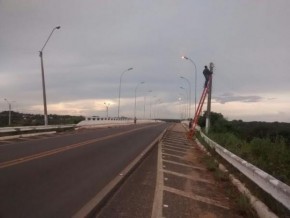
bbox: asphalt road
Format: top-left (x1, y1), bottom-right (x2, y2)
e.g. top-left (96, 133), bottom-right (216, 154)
top-left (0, 123), bottom-right (170, 218)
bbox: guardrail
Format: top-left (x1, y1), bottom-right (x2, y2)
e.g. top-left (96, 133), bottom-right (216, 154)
top-left (199, 130), bottom-right (290, 211)
top-left (0, 125), bottom-right (75, 135)
top-left (77, 119), bottom-right (161, 127)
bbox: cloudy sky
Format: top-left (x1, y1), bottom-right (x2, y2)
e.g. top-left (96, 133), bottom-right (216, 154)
top-left (1, 0), bottom-right (290, 122)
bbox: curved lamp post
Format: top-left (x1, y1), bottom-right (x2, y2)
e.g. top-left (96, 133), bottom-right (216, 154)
top-left (40, 26), bottom-right (61, 126)
top-left (181, 55), bottom-right (197, 115)
top-left (118, 67), bottom-right (133, 118)
top-left (180, 76), bottom-right (191, 118)
top-left (134, 81), bottom-right (145, 120)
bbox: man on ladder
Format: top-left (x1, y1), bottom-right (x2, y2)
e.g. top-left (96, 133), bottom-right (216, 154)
top-left (203, 65), bottom-right (212, 88)
top-left (188, 64), bottom-right (213, 138)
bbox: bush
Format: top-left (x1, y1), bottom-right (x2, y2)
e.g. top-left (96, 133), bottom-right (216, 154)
top-left (208, 130), bottom-right (290, 184)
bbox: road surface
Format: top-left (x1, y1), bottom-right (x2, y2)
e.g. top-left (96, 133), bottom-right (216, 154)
top-left (0, 123), bottom-right (170, 218)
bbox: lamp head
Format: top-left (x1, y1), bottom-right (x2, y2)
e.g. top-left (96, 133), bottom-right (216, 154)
top-left (128, 67), bottom-right (133, 71)
top-left (181, 56), bottom-right (188, 60)
top-left (56, 26), bottom-right (61, 29)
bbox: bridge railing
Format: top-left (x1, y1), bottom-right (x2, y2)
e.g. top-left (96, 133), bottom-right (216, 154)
top-left (198, 130), bottom-right (290, 211)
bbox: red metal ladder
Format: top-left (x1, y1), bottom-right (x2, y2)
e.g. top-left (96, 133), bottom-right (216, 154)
top-left (188, 77), bottom-right (211, 138)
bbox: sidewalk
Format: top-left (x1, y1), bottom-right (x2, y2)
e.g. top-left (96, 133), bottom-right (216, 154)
top-left (96, 123), bottom-right (252, 218)
top-left (152, 123), bottom-right (246, 218)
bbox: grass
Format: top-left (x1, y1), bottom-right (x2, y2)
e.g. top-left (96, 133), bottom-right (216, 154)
top-left (196, 131), bottom-right (290, 217)
top-left (208, 132), bottom-right (290, 185)
top-left (199, 149), bottom-right (257, 217)
top-left (235, 193), bottom-right (257, 218)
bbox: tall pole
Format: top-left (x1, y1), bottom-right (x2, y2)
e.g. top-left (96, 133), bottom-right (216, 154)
top-left (181, 56), bottom-right (197, 115)
top-left (118, 67), bottom-right (133, 118)
top-left (180, 76), bottom-right (191, 118)
top-left (206, 62), bottom-right (214, 134)
top-left (40, 26), bottom-right (61, 126)
top-left (39, 51), bottom-right (48, 125)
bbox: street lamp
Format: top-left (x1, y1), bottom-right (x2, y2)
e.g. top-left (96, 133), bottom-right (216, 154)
top-left (4, 98), bottom-right (13, 126)
top-left (180, 76), bottom-right (191, 118)
top-left (104, 102), bottom-right (110, 119)
top-left (180, 86), bottom-right (189, 118)
top-left (181, 55), bottom-right (197, 115)
top-left (40, 26), bottom-right (61, 126)
top-left (118, 67), bottom-right (133, 118)
top-left (134, 81), bottom-right (145, 121)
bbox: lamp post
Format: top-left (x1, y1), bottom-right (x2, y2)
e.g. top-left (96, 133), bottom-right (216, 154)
top-left (180, 86), bottom-right (189, 118)
top-left (104, 102), bottom-right (110, 119)
top-left (180, 76), bottom-right (191, 118)
top-left (40, 26), bottom-right (61, 126)
top-left (4, 98), bottom-right (13, 126)
top-left (118, 67), bottom-right (133, 118)
top-left (181, 55), bottom-right (197, 115)
top-left (134, 81), bottom-right (145, 121)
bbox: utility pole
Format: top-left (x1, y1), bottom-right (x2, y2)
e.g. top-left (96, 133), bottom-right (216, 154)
top-left (206, 62), bottom-right (214, 134)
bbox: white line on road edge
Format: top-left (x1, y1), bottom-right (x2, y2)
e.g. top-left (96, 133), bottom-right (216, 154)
top-left (151, 141), bottom-right (165, 218)
top-left (73, 126), bottom-right (168, 218)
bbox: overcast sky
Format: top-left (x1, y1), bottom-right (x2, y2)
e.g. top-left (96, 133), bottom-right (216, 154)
top-left (1, 0), bottom-right (290, 122)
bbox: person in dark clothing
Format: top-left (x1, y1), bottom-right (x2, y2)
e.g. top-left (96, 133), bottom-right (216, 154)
top-left (203, 65), bottom-right (212, 88)
top-left (189, 119), bottom-right (193, 129)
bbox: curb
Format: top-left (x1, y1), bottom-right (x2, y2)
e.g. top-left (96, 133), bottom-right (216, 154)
top-left (73, 127), bottom-right (169, 218)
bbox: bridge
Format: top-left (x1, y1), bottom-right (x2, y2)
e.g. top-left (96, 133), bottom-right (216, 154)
top-left (0, 117), bottom-right (289, 217)
top-left (0, 70), bottom-right (289, 217)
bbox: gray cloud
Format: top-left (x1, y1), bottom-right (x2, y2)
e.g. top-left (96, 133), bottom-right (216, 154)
top-left (1, 0), bottom-right (290, 121)
top-left (214, 93), bottom-right (263, 104)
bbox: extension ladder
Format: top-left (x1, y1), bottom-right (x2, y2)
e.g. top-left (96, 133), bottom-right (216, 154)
top-left (188, 77), bottom-right (211, 138)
